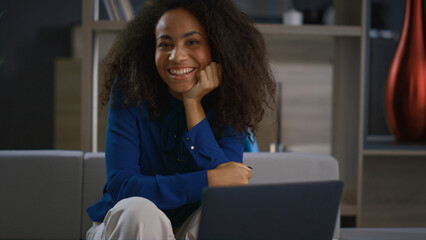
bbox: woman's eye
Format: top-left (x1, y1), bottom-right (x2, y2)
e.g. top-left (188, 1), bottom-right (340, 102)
top-left (158, 42), bottom-right (170, 48)
top-left (188, 40), bottom-right (199, 45)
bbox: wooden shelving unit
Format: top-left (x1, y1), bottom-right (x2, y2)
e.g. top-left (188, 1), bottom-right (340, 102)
top-left (355, 0), bottom-right (426, 227)
top-left (90, 21), bottom-right (362, 36)
top-left (257, 24), bottom-right (361, 37)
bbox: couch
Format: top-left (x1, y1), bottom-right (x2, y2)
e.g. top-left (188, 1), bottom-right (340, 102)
top-left (0, 150), bottom-right (340, 239)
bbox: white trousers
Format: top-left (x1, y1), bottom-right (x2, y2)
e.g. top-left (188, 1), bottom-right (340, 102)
top-left (86, 197), bottom-right (201, 240)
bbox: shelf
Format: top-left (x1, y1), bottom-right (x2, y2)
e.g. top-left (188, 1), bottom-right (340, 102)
top-left (363, 149), bottom-right (426, 156)
top-left (257, 24), bottom-right (362, 37)
top-left (363, 135), bottom-right (426, 156)
top-left (88, 20), bottom-right (128, 31)
top-left (341, 203), bottom-right (357, 217)
top-left (87, 21), bottom-right (362, 37)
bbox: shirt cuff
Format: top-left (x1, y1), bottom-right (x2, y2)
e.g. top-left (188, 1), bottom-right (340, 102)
top-left (182, 170), bottom-right (209, 203)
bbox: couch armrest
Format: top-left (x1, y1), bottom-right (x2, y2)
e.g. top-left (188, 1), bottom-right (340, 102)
top-left (244, 152), bottom-right (339, 184)
top-left (0, 150), bottom-right (84, 240)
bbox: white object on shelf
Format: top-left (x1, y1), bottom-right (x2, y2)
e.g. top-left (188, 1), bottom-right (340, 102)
top-left (283, 8), bottom-right (303, 26)
top-left (269, 143), bottom-right (285, 153)
top-left (369, 29), bottom-right (396, 40)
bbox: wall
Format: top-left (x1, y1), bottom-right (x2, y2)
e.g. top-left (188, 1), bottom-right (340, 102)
top-left (256, 35), bottom-right (333, 154)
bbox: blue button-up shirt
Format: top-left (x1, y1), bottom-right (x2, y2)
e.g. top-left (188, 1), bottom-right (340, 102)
top-left (87, 86), bottom-right (245, 225)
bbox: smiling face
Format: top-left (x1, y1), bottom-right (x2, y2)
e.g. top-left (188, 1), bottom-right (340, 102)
top-left (155, 8), bottom-right (212, 100)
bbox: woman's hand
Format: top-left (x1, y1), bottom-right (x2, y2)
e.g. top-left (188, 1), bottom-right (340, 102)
top-left (207, 162), bottom-right (253, 187)
top-left (182, 61), bottom-right (221, 102)
top-left (183, 62), bottom-right (221, 131)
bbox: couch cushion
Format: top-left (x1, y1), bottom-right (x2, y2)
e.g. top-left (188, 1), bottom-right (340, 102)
top-left (81, 152), bottom-right (107, 239)
top-left (244, 152), bottom-right (339, 184)
top-left (0, 150), bottom-right (83, 240)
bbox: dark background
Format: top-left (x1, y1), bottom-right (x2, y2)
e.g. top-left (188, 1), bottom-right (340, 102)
top-left (367, 0), bottom-right (405, 136)
top-left (0, 0), bottom-right (81, 149)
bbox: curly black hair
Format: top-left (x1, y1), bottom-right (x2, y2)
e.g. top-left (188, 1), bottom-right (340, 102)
top-left (101, 0), bottom-right (276, 136)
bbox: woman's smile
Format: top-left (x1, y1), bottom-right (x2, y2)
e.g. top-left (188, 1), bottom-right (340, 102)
top-left (168, 67), bottom-right (197, 81)
top-left (169, 67), bottom-right (196, 76)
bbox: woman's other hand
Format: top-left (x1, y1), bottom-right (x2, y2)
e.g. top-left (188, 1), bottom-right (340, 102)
top-left (207, 161), bottom-right (252, 187)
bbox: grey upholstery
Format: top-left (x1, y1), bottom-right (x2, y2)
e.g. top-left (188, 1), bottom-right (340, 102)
top-left (0, 150), bottom-right (340, 239)
top-left (0, 150), bottom-right (83, 239)
top-left (81, 152), bottom-right (106, 239)
top-left (244, 152), bottom-right (339, 184)
top-left (340, 228), bottom-right (426, 240)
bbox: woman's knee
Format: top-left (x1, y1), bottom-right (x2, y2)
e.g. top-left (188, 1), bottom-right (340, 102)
top-left (104, 197), bottom-right (173, 238)
top-left (109, 197), bottom-right (169, 223)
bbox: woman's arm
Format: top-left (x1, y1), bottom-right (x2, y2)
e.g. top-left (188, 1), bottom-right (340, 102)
top-left (181, 62), bottom-right (236, 169)
top-left (182, 62), bottom-right (252, 185)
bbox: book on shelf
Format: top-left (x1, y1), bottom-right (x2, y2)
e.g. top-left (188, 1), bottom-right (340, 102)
top-left (103, 0), bottom-right (115, 21)
top-left (110, 0), bottom-right (123, 21)
top-left (119, 0), bottom-right (135, 21)
top-left (105, 0), bottom-right (134, 21)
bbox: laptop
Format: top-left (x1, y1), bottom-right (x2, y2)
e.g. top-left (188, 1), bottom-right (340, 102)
top-left (197, 180), bottom-right (343, 240)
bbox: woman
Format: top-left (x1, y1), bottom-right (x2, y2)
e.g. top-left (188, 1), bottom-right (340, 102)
top-left (86, 0), bottom-right (276, 239)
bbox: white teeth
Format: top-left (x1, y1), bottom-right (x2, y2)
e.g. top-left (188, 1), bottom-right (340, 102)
top-left (170, 68), bottom-right (194, 76)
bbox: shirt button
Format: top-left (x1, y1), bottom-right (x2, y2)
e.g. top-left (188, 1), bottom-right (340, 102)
top-left (185, 137), bottom-right (190, 141)
top-left (174, 135), bottom-right (177, 139)
top-left (177, 158), bottom-right (184, 162)
top-left (190, 146), bottom-right (195, 150)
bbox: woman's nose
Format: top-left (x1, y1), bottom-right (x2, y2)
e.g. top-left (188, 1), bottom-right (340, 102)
top-left (169, 46), bottom-right (187, 62)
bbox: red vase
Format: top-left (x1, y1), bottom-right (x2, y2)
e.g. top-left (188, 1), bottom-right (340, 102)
top-left (385, 0), bottom-right (426, 141)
